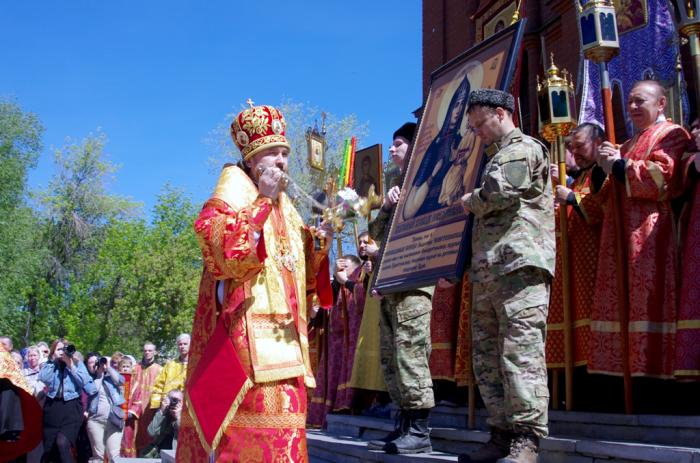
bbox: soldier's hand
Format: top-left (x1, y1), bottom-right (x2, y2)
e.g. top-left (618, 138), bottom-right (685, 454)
top-left (370, 289), bottom-right (383, 299)
top-left (461, 193), bottom-right (472, 214)
top-left (554, 185), bottom-right (573, 204)
top-left (384, 186), bottom-right (400, 209)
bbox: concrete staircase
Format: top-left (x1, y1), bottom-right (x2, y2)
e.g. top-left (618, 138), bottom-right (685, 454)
top-left (307, 406), bottom-right (700, 462)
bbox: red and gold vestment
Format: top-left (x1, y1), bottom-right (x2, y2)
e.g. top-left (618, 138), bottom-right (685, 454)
top-left (121, 361), bottom-right (162, 457)
top-left (588, 121), bottom-right (689, 378)
top-left (546, 166), bottom-right (603, 368)
top-left (177, 165), bottom-right (331, 462)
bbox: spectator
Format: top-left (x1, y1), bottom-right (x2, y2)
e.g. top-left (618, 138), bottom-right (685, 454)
top-left (10, 351), bottom-right (23, 370)
top-left (20, 345), bottom-right (46, 463)
top-left (149, 334), bottom-right (189, 409)
top-left (36, 342), bottom-right (50, 364)
top-left (0, 336), bottom-right (13, 352)
top-left (39, 338), bottom-right (97, 463)
top-left (22, 346), bottom-right (45, 398)
top-left (118, 357), bottom-right (134, 375)
top-left (121, 342), bottom-right (162, 457)
top-left (110, 352), bottom-right (123, 371)
top-left (140, 390), bottom-right (182, 458)
top-left (85, 352), bottom-right (125, 463)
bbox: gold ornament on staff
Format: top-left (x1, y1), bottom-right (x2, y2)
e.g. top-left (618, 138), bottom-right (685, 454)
top-left (537, 53), bottom-right (577, 411)
top-left (321, 184), bottom-right (382, 233)
top-left (260, 167), bottom-right (382, 251)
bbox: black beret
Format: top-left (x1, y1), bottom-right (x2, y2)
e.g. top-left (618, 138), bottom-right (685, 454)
top-left (393, 122), bottom-right (417, 143)
top-left (467, 89), bottom-right (515, 113)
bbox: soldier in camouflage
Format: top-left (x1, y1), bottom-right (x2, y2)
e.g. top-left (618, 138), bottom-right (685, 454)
top-left (458, 89), bottom-right (555, 463)
top-left (365, 122), bottom-right (435, 455)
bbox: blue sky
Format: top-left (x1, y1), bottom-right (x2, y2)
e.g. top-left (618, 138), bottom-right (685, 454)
top-left (2, 1), bottom-right (422, 216)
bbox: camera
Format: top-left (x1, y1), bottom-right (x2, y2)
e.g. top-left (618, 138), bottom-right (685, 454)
top-left (169, 397), bottom-right (180, 408)
top-left (65, 344), bottom-right (76, 357)
top-left (98, 357), bottom-right (108, 366)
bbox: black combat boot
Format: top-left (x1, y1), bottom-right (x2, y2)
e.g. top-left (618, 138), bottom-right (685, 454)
top-left (496, 433), bottom-right (539, 463)
top-left (384, 408), bottom-right (432, 454)
top-left (367, 410), bottom-right (407, 450)
top-left (457, 428), bottom-right (512, 463)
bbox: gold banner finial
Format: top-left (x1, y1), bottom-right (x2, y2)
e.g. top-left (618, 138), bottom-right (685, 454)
top-left (511, 0), bottom-right (522, 23)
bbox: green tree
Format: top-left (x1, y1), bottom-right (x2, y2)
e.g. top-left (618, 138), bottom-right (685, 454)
top-left (28, 133), bottom-right (139, 345)
top-left (123, 186), bottom-right (200, 356)
top-left (0, 101), bottom-right (46, 344)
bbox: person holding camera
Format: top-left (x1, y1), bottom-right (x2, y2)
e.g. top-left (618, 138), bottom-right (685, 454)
top-left (38, 338), bottom-right (97, 463)
top-left (85, 352), bottom-right (125, 463)
top-left (140, 389), bottom-right (182, 458)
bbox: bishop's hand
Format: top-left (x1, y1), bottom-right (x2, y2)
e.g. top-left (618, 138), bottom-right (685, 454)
top-left (257, 166), bottom-right (285, 199)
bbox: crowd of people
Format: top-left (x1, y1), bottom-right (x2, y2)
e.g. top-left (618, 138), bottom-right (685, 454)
top-left (0, 333), bottom-right (191, 462)
top-left (1, 81), bottom-right (698, 463)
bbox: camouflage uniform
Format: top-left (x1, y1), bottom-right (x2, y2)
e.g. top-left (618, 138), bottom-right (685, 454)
top-left (463, 128), bottom-right (555, 438)
top-left (369, 205), bottom-right (435, 410)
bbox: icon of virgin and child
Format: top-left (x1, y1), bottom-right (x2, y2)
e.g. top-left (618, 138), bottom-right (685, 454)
top-left (403, 61), bottom-right (484, 220)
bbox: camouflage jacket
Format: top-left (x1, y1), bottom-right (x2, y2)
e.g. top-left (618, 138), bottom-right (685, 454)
top-left (463, 128), bottom-right (555, 283)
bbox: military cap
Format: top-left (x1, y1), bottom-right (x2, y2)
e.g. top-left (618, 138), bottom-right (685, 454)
top-left (467, 88), bottom-right (515, 113)
top-left (393, 122), bottom-right (417, 143)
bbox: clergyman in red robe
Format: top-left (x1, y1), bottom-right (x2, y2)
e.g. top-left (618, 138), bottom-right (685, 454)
top-left (590, 80), bottom-right (690, 378)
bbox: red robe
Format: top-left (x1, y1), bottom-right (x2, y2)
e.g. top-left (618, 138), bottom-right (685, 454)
top-left (677, 154), bottom-right (700, 378)
top-left (454, 273), bottom-right (473, 387)
top-left (588, 120), bottom-right (689, 378)
top-left (429, 279), bottom-right (461, 381)
top-left (176, 166), bottom-right (331, 462)
top-left (121, 361), bottom-right (162, 457)
top-left (308, 270), bottom-right (364, 427)
top-left (546, 167), bottom-right (602, 368)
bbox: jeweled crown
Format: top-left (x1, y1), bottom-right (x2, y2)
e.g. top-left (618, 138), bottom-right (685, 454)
top-left (230, 99), bottom-right (291, 160)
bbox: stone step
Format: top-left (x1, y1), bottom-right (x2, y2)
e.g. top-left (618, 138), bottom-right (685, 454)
top-left (307, 430), bottom-right (458, 462)
top-left (422, 405), bottom-right (700, 448)
top-left (312, 414), bottom-right (700, 463)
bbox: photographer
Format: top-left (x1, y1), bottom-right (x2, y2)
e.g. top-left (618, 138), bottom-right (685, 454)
top-left (38, 338), bottom-right (97, 463)
top-left (85, 352), bottom-right (125, 463)
top-left (141, 389), bottom-right (182, 458)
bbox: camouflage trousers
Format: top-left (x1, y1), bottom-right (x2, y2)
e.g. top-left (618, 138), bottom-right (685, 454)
top-left (471, 266), bottom-right (550, 438)
top-left (379, 291), bottom-right (435, 409)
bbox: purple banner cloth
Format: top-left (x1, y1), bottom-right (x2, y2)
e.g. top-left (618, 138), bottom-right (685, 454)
top-left (579, 0), bottom-right (688, 137)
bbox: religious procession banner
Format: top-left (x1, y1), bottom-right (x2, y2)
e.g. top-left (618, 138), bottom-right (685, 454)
top-left (580, 0), bottom-right (688, 133)
top-left (372, 20), bottom-right (527, 293)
